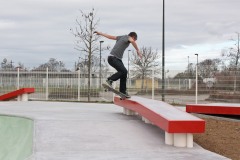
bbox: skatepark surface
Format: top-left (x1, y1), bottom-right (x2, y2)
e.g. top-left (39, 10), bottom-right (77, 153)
top-left (0, 101), bottom-right (230, 160)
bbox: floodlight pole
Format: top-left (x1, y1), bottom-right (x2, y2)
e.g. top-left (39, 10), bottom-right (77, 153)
top-left (162, 0), bottom-right (165, 101)
top-left (195, 53), bottom-right (198, 104)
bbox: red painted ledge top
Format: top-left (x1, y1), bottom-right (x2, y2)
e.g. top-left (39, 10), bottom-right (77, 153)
top-left (114, 96), bottom-right (205, 133)
top-left (0, 88), bottom-right (35, 101)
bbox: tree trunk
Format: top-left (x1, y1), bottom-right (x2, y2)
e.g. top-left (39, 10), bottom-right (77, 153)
top-left (88, 54), bottom-right (91, 102)
top-left (141, 74), bottom-right (144, 93)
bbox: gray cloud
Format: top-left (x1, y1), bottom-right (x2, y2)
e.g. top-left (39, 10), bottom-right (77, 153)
top-left (0, 0), bottom-right (239, 70)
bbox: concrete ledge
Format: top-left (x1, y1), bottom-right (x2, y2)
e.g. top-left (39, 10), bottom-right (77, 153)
top-left (186, 103), bottom-right (240, 115)
top-left (0, 88), bottom-right (35, 101)
top-left (114, 96), bottom-right (205, 148)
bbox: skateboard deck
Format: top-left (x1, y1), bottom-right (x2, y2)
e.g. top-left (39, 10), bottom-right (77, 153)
top-left (102, 84), bottom-right (130, 100)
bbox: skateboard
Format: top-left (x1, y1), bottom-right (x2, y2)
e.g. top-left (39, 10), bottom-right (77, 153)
top-left (102, 84), bottom-right (130, 100)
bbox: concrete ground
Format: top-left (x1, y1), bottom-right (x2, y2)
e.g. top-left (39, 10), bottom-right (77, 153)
top-left (0, 101), bottom-right (230, 160)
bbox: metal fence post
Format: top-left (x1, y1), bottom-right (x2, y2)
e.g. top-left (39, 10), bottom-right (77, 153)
top-left (46, 67), bottom-right (49, 100)
top-left (17, 67), bottom-right (20, 89)
top-left (195, 53), bottom-right (198, 104)
top-left (17, 67), bottom-right (20, 101)
top-left (195, 66), bottom-right (198, 104)
top-left (78, 69), bottom-right (80, 101)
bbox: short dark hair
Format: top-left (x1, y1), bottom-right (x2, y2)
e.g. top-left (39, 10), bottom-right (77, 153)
top-left (128, 32), bottom-right (138, 40)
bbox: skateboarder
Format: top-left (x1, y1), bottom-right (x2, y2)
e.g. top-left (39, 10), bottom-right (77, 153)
top-left (94, 31), bottom-right (142, 97)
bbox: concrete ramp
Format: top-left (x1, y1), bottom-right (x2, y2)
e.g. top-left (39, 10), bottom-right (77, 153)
top-left (0, 115), bottom-right (33, 160)
top-left (0, 101), bottom-right (230, 160)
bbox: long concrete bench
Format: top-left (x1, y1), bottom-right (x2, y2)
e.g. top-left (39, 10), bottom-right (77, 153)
top-left (0, 88), bottom-right (35, 101)
top-left (114, 96), bottom-right (205, 148)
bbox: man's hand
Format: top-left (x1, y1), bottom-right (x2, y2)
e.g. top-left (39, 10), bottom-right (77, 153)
top-left (94, 31), bottom-right (100, 35)
top-left (137, 50), bottom-right (142, 59)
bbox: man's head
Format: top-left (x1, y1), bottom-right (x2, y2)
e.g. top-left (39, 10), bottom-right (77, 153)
top-left (128, 32), bottom-right (138, 41)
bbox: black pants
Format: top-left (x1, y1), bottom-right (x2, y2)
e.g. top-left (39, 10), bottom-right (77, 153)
top-left (107, 56), bottom-right (127, 93)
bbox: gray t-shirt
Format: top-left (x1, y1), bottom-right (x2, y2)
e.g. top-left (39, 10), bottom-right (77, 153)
top-left (110, 35), bottom-right (130, 59)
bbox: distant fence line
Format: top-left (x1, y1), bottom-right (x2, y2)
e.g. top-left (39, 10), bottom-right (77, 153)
top-left (1, 69), bottom-right (240, 104)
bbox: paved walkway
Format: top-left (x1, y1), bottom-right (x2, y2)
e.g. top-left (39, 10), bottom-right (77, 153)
top-left (0, 101), bottom-right (229, 160)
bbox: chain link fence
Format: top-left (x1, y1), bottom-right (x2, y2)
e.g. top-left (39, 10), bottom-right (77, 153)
top-left (1, 68), bottom-right (240, 105)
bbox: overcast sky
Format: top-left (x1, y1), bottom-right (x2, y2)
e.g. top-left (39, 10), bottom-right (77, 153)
top-left (0, 0), bottom-right (240, 72)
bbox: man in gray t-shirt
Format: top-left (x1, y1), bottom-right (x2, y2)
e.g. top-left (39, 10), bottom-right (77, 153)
top-left (110, 35), bottom-right (130, 59)
top-left (94, 31), bottom-right (142, 97)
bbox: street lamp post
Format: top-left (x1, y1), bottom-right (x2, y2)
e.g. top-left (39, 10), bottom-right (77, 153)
top-left (188, 56), bottom-right (189, 77)
top-left (59, 61), bottom-right (62, 72)
top-left (188, 56), bottom-right (190, 90)
top-left (195, 53), bottom-right (198, 104)
top-left (162, 0), bottom-right (165, 101)
top-left (99, 41), bottom-right (104, 88)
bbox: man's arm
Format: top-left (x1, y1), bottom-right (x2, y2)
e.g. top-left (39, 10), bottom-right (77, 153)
top-left (94, 31), bottom-right (117, 40)
top-left (129, 37), bottom-right (142, 59)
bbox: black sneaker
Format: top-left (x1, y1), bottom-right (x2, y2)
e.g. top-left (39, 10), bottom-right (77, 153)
top-left (106, 79), bottom-right (113, 87)
top-left (122, 92), bottom-right (131, 98)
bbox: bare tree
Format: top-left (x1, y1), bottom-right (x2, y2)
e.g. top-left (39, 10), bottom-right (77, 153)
top-left (76, 55), bottom-right (109, 76)
top-left (198, 58), bottom-right (221, 78)
top-left (32, 58), bottom-right (68, 72)
top-left (17, 62), bottom-right (28, 71)
top-left (71, 8), bottom-right (100, 101)
top-left (131, 47), bottom-right (160, 90)
top-left (228, 33), bottom-right (240, 69)
top-left (0, 58), bottom-right (15, 71)
top-left (186, 63), bottom-right (195, 78)
top-left (222, 32), bottom-right (240, 92)
top-left (91, 56), bottom-right (109, 73)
